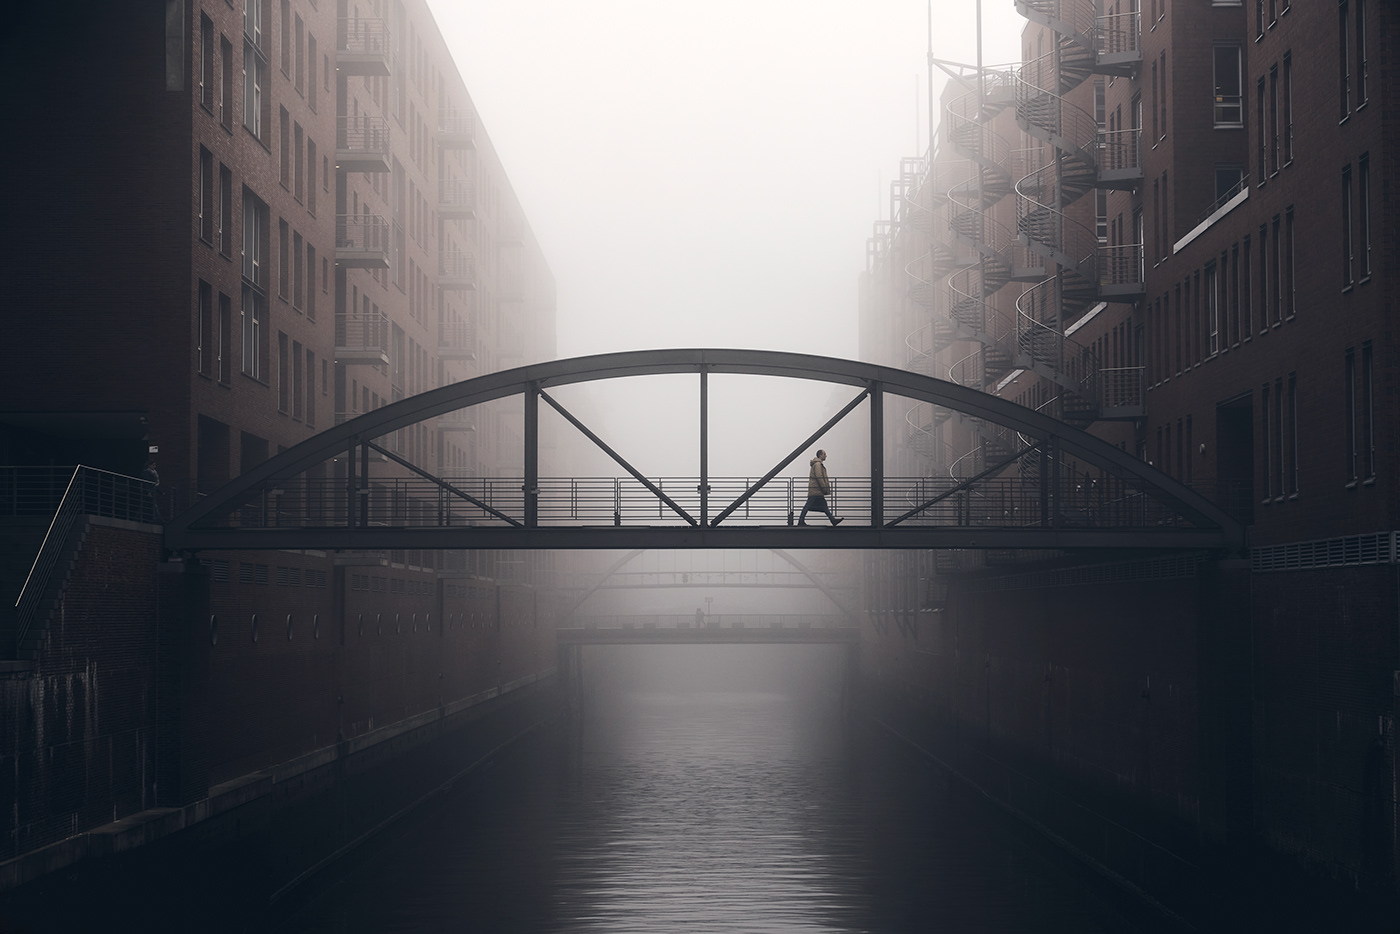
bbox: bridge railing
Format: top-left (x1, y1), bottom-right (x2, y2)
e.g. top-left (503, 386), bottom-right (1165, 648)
top-left (570, 614), bottom-right (849, 630)
top-left (203, 472), bottom-right (1203, 531)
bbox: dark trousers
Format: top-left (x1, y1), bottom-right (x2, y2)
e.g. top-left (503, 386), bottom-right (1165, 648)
top-left (799, 494), bottom-right (835, 523)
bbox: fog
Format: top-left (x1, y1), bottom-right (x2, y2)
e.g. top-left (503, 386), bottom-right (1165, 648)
top-left (430, 1), bottom-right (1025, 469)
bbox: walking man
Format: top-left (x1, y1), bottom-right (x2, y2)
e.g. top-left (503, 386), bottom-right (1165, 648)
top-left (798, 449), bottom-right (843, 526)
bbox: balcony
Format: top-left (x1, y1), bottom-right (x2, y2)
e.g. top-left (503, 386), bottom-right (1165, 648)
top-left (335, 311), bottom-right (390, 365)
top-left (1098, 242), bottom-right (1145, 299)
top-left (438, 179), bottom-right (476, 219)
top-left (439, 319), bottom-right (477, 360)
top-left (1097, 366), bottom-right (1146, 419)
top-left (337, 17), bottom-right (391, 76)
top-left (439, 109), bottom-right (476, 149)
top-left (439, 250), bottom-right (477, 290)
top-left (336, 215), bottom-right (390, 268)
top-left (437, 410), bottom-right (476, 432)
top-left (336, 116), bottom-right (391, 174)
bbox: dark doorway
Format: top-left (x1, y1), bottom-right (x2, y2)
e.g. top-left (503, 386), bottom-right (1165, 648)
top-left (1215, 394), bottom-right (1253, 524)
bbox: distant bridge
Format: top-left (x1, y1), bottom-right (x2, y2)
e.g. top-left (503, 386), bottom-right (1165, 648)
top-left (557, 619), bottom-right (859, 646)
top-left (165, 349), bottom-right (1244, 553)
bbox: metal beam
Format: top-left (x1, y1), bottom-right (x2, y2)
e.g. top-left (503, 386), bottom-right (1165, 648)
top-left (524, 382), bottom-right (539, 527)
top-left (557, 626), bottom-right (860, 646)
top-left (770, 548), bottom-right (863, 623)
top-left (710, 387), bottom-right (870, 527)
top-left (365, 440), bottom-right (522, 528)
top-left (870, 381), bottom-right (884, 528)
top-left (699, 367), bottom-right (709, 526)
top-left (538, 388), bottom-right (697, 526)
top-left (168, 525), bottom-right (1235, 552)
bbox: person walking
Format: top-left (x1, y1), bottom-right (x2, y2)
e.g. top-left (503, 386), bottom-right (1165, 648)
top-left (798, 449), bottom-right (843, 526)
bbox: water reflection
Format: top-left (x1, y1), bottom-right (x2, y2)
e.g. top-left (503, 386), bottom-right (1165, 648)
top-left (280, 646), bottom-right (1133, 932)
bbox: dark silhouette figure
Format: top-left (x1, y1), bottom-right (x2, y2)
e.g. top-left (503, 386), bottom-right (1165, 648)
top-left (798, 449), bottom-right (843, 526)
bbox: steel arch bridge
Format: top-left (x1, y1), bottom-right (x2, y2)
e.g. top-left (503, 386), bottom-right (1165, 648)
top-left (165, 349), bottom-right (1243, 553)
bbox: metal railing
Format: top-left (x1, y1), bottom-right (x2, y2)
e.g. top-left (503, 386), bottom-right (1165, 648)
top-left (439, 319), bottom-right (477, 357)
top-left (439, 250), bottom-right (476, 283)
top-left (1099, 366), bottom-right (1146, 411)
top-left (201, 473), bottom-right (1207, 534)
top-left (438, 178), bottom-right (475, 212)
top-left (337, 16), bottom-right (390, 55)
top-left (10, 467), bottom-right (158, 655)
top-left (335, 311), bottom-right (390, 354)
top-left (336, 116), bottom-right (391, 156)
top-left (438, 108), bottom-right (476, 141)
top-left (570, 614), bottom-right (848, 630)
top-left (336, 215), bottom-right (389, 253)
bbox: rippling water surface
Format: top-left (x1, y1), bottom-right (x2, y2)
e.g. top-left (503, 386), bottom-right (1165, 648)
top-left (279, 646), bottom-right (1135, 933)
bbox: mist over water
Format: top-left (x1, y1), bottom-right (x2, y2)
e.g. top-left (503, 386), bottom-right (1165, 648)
top-left (278, 646), bottom-right (1134, 933)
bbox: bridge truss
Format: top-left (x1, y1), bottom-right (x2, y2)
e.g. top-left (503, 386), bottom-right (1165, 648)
top-left (165, 349), bottom-right (1243, 553)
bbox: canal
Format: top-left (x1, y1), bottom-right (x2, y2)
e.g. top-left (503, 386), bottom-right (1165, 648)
top-left (271, 645), bottom-right (1148, 933)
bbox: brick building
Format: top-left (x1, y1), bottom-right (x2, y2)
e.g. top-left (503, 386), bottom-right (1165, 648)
top-left (859, 0), bottom-right (1397, 913)
top-left (0, 0), bottom-right (574, 888)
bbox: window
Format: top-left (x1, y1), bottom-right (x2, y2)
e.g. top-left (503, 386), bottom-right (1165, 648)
top-left (293, 231), bottom-right (303, 309)
top-left (1361, 342), bottom-right (1374, 479)
top-left (1341, 165), bottom-right (1354, 287)
top-left (1258, 223), bottom-right (1270, 331)
top-left (199, 147), bottom-right (214, 243)
top-left (1159, 171), bottom-right (1169, 258)
top-left (294, 14), bottom-right (304, 93)
top-left (242, 189), bottom-right (267, 285)
top-left (307, 139), bottom-right (316, 215)
top-left (1358, 154), bottom-right (1371, 279)
top-left (1356, 0), bottom-right (1368, 107)
top-left (200, 14), bottom-right (215, 112)
top-left (220, 35), bottom-right (233, 129)
top-left (280, 0), bottom-right (291, 75)
top-left (306, 244), bottom-right (316, 319)
top-left (278, 332), bottom-right (289, 412)
top-left (1242, 235), bottom-right (1253, 339)
top-left (1273, 378), bottom-right (1284, 499)
top-left (307, 34), bottom-right (317, 110)
top-left (1262, 382), bottom-right (1273, 500)
top-left (1158, 51), bottom-right (1167, 140)
top-left (1205, 264), bottom-right (1219, 356)
top-left (1345, 349), bottom-right (1357, 481)
top-left (1150, 61), bottom-right (1158, 141)
top-left (1215, 165), bottom-right (1244, 202)
top-left (1214, 45), bottom-right (1242, 126)
top-left (218, 164), bottom-right (232, 256)
top-left (293, 122), bottom-right (304, 202)
top-left (1268, 65), bottom-right (1279, 174)
top-left (278, 218), bottom-right (289, 298)
top-left (243, 40), bottom-right (266, 140)
top-left (198, 280), bottom-right (213, 376)
top-left (279, 107), bottom-right (290, 187)
top-left (242, 286), bottom-right (266, 379)
top-left (1256, 77), bottom-right (1267, 180)
top-left (218, 292), bottom-right (232, 384)
top-left (1286, 374), bottom-right (1297, 496)
top-left (306, 350), bottom-right (317, 426)
top-left (293, 339), bottom-right (304, 418)
top-left (1272, 216), bottom-right (1283, 325)
top-left (1229, 245), bottom-right (1240, 345)
top-left (1339, 2), bottom-right (1351, 118)
top-left (1282, 53), bottom-right (1292, 164)
top-left (1284, 208), bottom-right (1295, 317)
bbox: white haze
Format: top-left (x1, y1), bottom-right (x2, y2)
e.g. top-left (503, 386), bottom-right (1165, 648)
top-left (431, 0), bottom-right (1025, 477)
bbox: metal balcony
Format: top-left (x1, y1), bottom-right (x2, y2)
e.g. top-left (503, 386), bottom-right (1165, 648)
top-left (335, 311), bottom-right (390, 365)
top-left (439, 250), bottom-right (477, 290)
top-left (1099, 242), bottom-right (1145, 299)
top-left (336, 116), bottom-right (391, 174)
top-left (437, 410), bottom-right (476, 432)
top-left (439, 109), bottom-right (476, 149)
top-left (337, 17), bottom-right (391, 76)
top-left (336, 215), bottom-right (390, 268)
top-left (439, 320), bottom-right (477, 360)
top-left (438, 179), bottom-right (475, 219)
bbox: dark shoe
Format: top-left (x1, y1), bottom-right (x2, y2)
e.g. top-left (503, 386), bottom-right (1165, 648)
top-left (797, 520), bottom-right (808, 526)
top-left (830, 517), bottom-right (844, 526)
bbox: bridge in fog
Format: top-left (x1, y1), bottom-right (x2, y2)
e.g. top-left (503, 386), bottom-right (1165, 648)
top-left (165, 349), bottom-right (1244, 554)
top-left (558, 619), bottom-right (860, 646)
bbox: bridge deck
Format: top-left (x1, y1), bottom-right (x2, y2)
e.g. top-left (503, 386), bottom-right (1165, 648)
top-left (556, 626), bottom-right (860, 646)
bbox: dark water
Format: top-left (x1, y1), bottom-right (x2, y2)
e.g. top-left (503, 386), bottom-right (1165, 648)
top-left (275, 646), bottom-right (1140, 933)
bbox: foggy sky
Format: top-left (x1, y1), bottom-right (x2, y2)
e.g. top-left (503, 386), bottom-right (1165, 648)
top-left (429, 1), bottom-right (1026, 478)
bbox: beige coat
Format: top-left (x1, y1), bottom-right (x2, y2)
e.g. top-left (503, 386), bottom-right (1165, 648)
top-left (807, 457), bottom-right (830, 497)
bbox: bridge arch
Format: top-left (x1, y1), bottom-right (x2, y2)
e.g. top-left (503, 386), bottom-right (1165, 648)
top-left (166, 349), bottom-right (1243, 552)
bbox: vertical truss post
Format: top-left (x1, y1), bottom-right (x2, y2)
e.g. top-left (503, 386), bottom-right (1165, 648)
top-left (699, 367), bottom-right (709, 527)
top-left (1039, 442), bottom-right (1050, 527)
top-left (525, 382), bottom-right (539, 527)
top-left (346, 437), bottom-right (358, 528)
top-left (870, 381), bottom-right (884, 528)
top-left (1049, 436), bottom-right (1060, 528)
top-left (359, 440), bottom-right (370, 527)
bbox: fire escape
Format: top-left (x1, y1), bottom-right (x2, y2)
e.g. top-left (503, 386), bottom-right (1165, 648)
top-left (1013, 0), bottom-right (1144, 426)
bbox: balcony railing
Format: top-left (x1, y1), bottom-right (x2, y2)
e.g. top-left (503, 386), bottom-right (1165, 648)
top-left (1098, 366), bottom-right (1146, 415)
top-left (1099, 242), bottom-right (1145, 297)
top-left (439, 250), bottom-right (477, 289)
top-left (337, 16), bottom-right (391, 75)
top-left (439, 319), bottom-right (477, 360)
top-left (438, 179), bottom-right (476, 218)
top-left (335, 311), bottom-right (390, 364)
top-left (436, 410), bottom-right (476, 432)
top-left (336, 215), bottom-right (390, 268)
top-left (439, 109), bottom-right (476, 149)
top-left (336, 116), bottom-right (391, 173)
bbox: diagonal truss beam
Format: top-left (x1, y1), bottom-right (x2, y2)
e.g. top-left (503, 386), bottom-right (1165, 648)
top-left (366, 440), bottom-right (523, 527)
top-left (769, 548), bottom-right (862, 624)
top-left (711, 387), bottom-right (871, 527)
top-left (886, 441), bottom-right (1044, 528)
top-left (538, 388), bottom-right (697, 526)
